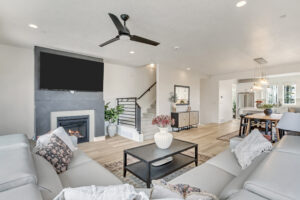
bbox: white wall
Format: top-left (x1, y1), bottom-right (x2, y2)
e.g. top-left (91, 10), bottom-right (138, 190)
top-left (157, 65), bottom-right (200, 116)
top-left (0, 44), bottom-right (34, 138)
top-left (103, 63), bottom-right (156, 113)
top-left (219, 79), bottom-right (236, 123)
top-left (200, 78), bottom-right (219, 124)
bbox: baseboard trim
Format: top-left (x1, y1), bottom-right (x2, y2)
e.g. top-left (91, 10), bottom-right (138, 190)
top-left (93, 136), bottom-right (106, 142)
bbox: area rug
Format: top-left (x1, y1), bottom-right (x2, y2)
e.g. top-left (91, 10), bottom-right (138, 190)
top-left (216, 131), bottom-right (240, 142)
top-left (104, 151), bottom-right (211, 188)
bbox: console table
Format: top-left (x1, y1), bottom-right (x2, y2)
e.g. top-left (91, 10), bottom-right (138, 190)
top-left (171, 111), bottom-right (199, 132)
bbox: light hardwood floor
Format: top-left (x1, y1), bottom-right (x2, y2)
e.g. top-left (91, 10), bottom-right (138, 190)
top-left (79, 120), bottom-right (240, 165)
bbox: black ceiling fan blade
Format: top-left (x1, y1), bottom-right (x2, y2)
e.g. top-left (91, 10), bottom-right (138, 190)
top-left (108, 13), bottom-right (128, 34)
top-left (130, 35), bottom-right (160, 46)
top-left (99, 36), bottom-right (119, 47)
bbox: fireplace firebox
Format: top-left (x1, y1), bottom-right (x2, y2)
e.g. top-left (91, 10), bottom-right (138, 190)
top-left (57, 115), bottom-right (89, 143)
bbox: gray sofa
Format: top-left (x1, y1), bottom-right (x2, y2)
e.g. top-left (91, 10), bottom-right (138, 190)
top-left (1, 133), bottom-right (299, 200)
top-left (0, 133), bottom-right (122, 200)
top-left (170, 135), bottom-right (300, 200)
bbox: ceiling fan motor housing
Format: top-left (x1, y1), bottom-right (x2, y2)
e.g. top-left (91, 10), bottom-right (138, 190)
top-left (120, 14), bottom-right (129, 21)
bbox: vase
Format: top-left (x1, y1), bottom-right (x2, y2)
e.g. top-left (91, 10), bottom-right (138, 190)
top-left (154, 127), bottom-right (173, 149)
top-left (107, 124), bottom-right (117, 137)
top-left (264, 109), bottom-right (272, 116)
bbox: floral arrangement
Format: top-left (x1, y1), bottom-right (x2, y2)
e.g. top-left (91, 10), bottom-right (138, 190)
top-left (152, 115), bottom-right (172, 128)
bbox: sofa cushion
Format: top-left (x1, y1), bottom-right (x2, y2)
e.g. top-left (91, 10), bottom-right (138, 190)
top-left (32, 153), bottom-right (63, 200)
top-left (0, 146), bottom-right (37, 192)
top-left (244, 151), bottom-right (300, 200)
top-left (68, 150), bottom-right (92, 169)
top-left (0, 133), bottom-right (29, 149)
top-left (169, 163), bottom-right (235, 196)
top-left (228, 190), bottom-right (267, 200)
top-left (59, 160), bottom-right (122, 187)
top-left (219, 152), bottom-right (268, 200)
top-left (275, 135), bottom-right (300, 155)
top-left (0, 184), bottom-right (43, 200)
top-left (206, 149), bottom-right (242, 176)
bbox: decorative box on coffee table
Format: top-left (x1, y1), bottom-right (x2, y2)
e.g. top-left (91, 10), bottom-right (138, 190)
top-left (123, 139), bottom-right (198, 188)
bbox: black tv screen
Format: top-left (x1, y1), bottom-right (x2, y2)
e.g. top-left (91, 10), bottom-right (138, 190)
top-left (40, 52), bottom-right (104, 91)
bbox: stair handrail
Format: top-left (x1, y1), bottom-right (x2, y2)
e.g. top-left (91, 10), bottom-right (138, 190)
top-left (117, 82), bottom-right (156, 134)
top-left (137, 82), bottom-right (156, 100)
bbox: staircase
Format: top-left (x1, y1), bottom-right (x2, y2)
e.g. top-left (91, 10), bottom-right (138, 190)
top-left (116, 82), bottom-right (157, 142)
top-left (141, 101), bottom-right (159, 140)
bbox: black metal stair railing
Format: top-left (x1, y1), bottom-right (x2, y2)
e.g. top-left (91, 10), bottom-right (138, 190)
top-left (116, 82), bottom-right (156, 134)
top-left (117, 97), bottom-right (141, 133)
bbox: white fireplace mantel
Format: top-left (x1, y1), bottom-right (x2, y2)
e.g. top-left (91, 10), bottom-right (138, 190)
top-left (50, 110), bottom-right (95, 142)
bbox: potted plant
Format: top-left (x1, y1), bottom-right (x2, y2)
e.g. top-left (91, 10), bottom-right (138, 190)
top-left (169, 92), bottom-right (178, 112)
top-left (152, 115), bottom-right (173, 149)
top-left (104, 102), bottom-right (124, 137)
top-left (232, 100), bottom-right (236, 119)
top-left (261, 104), bottom-right (274, 116)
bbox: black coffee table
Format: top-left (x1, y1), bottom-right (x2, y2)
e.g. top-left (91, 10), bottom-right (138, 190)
top-left (123, 139), bottom-right (198, 188)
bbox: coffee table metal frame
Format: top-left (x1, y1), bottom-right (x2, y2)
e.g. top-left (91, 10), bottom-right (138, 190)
top-left (123, 139), bottom-right (198, 188)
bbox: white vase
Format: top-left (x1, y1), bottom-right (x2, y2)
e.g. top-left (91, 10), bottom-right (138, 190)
top-left (107, 124), bottom-right (117, 137)
top-left (154, 127), bottom-right (173, 149)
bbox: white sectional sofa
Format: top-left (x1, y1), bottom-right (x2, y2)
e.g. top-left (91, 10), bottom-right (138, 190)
top-left (170, 135), bottom-right (300, 200)
top-left (1, 133), bottom-right (300, 200)
top-left (0, 133), bottom-right (122, 200)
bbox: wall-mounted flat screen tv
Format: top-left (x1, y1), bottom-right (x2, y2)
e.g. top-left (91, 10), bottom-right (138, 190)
top-left (39, 52), bottom-right (104, 91)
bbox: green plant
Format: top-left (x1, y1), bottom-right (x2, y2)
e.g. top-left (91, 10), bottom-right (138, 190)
top-left (232, 101), bottom-right (236, 117)
top-left (104, 102), bottom-right (124, 124)
top-left (261, 104), bottom-right (274, 109)
top-left (168, 92), bottom-right (178, 103)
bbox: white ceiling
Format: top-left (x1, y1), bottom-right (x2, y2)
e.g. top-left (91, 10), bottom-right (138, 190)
top-left (1, 0), bottom-right (300, 75)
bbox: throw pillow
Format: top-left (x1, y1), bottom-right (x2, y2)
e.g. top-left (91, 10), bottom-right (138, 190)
top-left (35, 131), bottom-right (52, 150)
top-left (151, 179), bottom-right (217, 200)
top-left (35, 127), bottom-right (77, 151)
top-left (53, 127), bottom-right (77, 151)
top-left (232, 129), bottom-right (272, 169)
top-left (151, 179), bottom-right (185, 199)
top-left (36, 134), bottom-right (73, 174)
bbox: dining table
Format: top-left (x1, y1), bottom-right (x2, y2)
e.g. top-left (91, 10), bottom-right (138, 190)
top-left (245, 113), bottom-right (283, 141)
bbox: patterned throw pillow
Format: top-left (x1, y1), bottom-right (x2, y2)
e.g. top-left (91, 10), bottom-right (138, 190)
top-left (151, 179), bottom-right (218, 200)
top-left (36, 134), bottom-right (73, 174)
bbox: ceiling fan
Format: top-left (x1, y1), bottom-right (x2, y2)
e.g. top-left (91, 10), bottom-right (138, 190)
top-left (99, 13), bottom-right (160, 47)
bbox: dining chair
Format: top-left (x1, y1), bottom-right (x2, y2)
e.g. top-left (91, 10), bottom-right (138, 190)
top-left (239, 113), bottom-right (252, 136)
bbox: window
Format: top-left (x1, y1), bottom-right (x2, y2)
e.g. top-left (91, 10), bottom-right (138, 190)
top-left (283, 84), bottom-right (296, 105)
top-left (266, 85), bottom-right (278, 105)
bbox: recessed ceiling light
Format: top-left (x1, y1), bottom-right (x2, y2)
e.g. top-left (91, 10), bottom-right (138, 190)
top-left (174, 46), bottom-right (180, 50)
top-left (28, 24), bottom-right (38, 29)
top-left (149, 63), bottom-right (155, 68)
top-left (236, 1), bottom-right (247, 7)
top-left (186, 67), bottom-right (191, 71)
top-left (129, 51), bottom-right (135, 54)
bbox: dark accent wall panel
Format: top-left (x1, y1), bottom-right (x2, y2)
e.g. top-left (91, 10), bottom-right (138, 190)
top-left (34, 46), bottom-right (104, 137)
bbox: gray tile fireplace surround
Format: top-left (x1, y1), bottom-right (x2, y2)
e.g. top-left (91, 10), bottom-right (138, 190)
top-left (34, 46), bottom-right (104, 138)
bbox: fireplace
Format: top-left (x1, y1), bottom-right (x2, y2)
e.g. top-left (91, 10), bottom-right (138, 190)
top-left (57, 115), bottom-right (89, 143)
